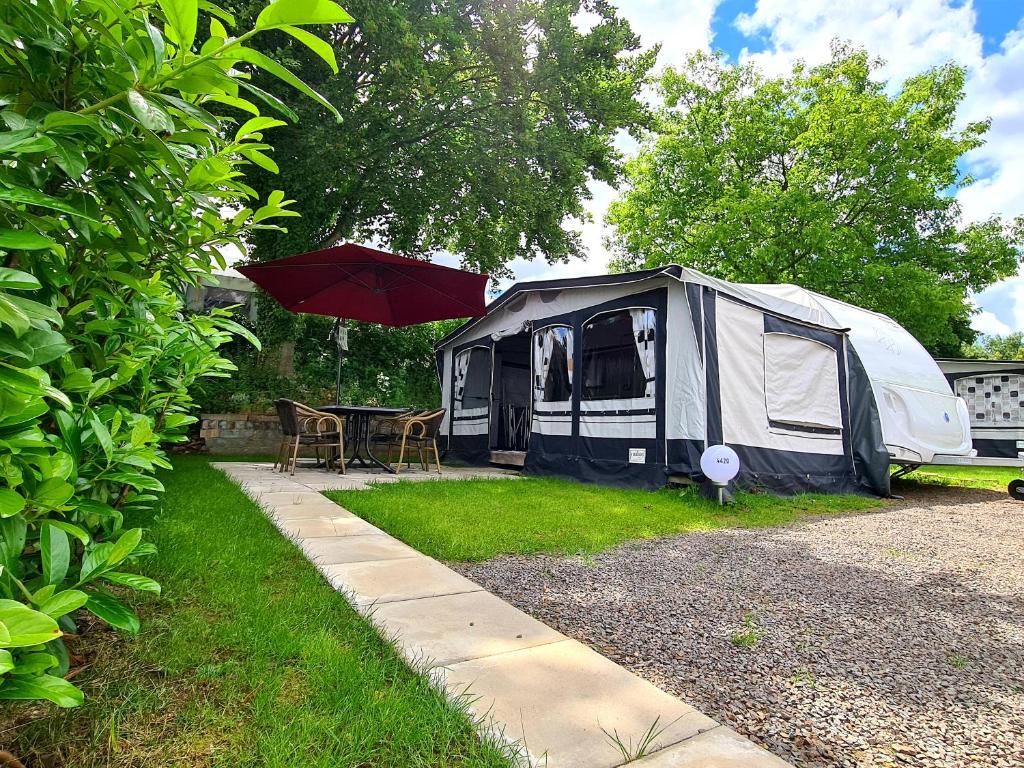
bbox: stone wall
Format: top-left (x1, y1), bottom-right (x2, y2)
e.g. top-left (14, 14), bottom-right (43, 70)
top-left (200, 413), bottom-right (281, 455)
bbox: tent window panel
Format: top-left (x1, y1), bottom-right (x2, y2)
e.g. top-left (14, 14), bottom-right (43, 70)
top-left (763, 332), bottom-right (842, 432)
top-left (533, 326), bottom-right (573, 403)
top-left (581, 308), bottom-right (656, 401)
top-left (455, 347), bottom-right (491, 410)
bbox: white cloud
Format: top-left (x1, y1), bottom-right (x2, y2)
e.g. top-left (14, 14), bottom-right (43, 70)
top-left (957, 21), bottom-right (1024, 224)
top-left (972, 309), bottom-right (1011, 336)
top-left (735, 0), bottom-right (982, 82)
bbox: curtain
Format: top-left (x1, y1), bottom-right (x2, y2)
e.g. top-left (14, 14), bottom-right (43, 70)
top-left (630, 308), bottom-right (656, 398)
top-left (454, 349), bottom-right (471, 409)
top-left (533, 330), bottom-right (554, 403)
top-left (534, 326), bottom-right (573, 404)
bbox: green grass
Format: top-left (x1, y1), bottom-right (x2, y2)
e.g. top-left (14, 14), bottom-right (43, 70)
top-left (4, 457), bottom-right (510, 768)
top-left (893, 464), bottom-right (1022, 492)
top-left (325, 478), bottom-right (882, 562)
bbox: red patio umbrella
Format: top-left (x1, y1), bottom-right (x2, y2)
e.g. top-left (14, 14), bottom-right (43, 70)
top-left (238, 242), bottom-right (488, 403)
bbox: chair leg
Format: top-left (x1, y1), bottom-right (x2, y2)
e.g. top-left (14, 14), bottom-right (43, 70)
top-left (432, 440), bottom-right (442, 475)
top-left (337, 435), bottom-right (346, 475)
top-left (273, 439), bottom-right (285, 472)
top-left (290, 437), bottom-right (301, 476)
top-left (395, 437), bottom-right (406, 475)
top-left (279, 438), bottom-right (293, 473)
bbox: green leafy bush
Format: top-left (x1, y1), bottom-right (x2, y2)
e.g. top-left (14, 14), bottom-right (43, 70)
top-left (0, 0), bottom-right (349, 706)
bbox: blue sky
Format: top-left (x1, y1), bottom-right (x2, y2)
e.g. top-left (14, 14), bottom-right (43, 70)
top-left (499, 0), bottom-right (1024, 337)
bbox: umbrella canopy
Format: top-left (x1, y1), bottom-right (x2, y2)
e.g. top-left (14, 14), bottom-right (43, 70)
top-left (237, 242), bottom-right (488, 326)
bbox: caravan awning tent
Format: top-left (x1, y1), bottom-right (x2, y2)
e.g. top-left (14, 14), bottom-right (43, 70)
top-left (434, 265), bottom-right (973, 496)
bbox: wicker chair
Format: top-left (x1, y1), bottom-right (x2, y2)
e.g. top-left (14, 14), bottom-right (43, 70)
top-left (274, 399), bottom-right (346, 475)
top-left (368, 409), bottom-right (420, 465)
top-left (389, 409), bottom-right (446, 475)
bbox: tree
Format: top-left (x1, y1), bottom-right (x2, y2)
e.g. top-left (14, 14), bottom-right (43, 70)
top-left (606, 45), bottom-right (1023, 355)
top-left (226, 0), bottom-right (656, 276)
top-left (0, 0), bottom-right (346, 705)
top-left (962, 332), bottom-right (1024, 360)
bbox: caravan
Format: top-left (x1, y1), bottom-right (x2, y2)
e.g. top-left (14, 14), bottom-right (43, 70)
top-left (435, 265), bottom-right (981, 497)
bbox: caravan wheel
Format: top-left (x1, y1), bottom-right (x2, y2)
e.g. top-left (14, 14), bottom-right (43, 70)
top-left (1008, 479), bottom-right (1024, 501)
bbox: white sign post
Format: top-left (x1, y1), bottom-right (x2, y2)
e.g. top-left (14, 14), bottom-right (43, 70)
top-left (700, 444), bottom-right (740, 505)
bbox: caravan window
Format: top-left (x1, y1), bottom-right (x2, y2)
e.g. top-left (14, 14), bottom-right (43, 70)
top-left (581, 309), bottom-right (656, 401)
top-left (454, 347), bottom-right (491, 410)
top-left (763, 333), bottom-right (842, 432)
top-left (533, 326), bottom-right (573, 403)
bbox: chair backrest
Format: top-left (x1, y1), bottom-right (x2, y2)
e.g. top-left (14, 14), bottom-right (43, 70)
top-left (275, 399), bottom-right (299, 437)
top-left (418, 409), bottom-right (446, 439)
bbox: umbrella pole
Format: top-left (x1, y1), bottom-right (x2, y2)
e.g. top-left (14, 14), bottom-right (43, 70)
top-left (331, 318), bottom-right (346, 406)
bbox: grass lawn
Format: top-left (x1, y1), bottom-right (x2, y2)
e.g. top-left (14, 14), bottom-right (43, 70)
top-left (2, 456), bottom-right (510, 768)
top-left (325, 478), bottom-right (883, 562)
top-left (892, 463), bottom-right (1022, 492)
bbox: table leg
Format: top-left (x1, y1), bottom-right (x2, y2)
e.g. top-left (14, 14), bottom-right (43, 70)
top-left (345, 413), bottom-right (397, 474)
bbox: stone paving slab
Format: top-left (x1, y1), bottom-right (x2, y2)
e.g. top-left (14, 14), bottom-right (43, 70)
top-left (629, 725), bottom-right (793, 767)
top-left (279, 516), bottom-right (384, 539)
top-left (216, 461), bottom-right (792, 768)
top-left (436, 639), bottom-right (718, 768)
top-left (321, 556), bottom-right (483, 608)
top-left (370, 589), bottom-right (566, 666)
top-left (300, 534), bottom-right (419, 565)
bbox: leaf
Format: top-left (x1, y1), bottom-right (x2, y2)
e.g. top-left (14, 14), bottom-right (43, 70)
top-left (127, 90), bottom-right (175, 133)
top-left (279, 25), bottom-right (339, 74)
top-left (235, 47), bottom-right (341, 123)
top-left (88, 412), bottom-right (113, 461)
top-left (10, 652), bottom-right (58, 675)
top-left (240, 147), bottom-right (278, 174)
top-left (43, 520), bottom-right (89, 546)
top-left (256, 0), bottom-right (354, 29)
top-left (41, 524), bottom-right (71, 586)
top-left (238, 81), bottom-right (298, 122)
top-left (106, 528), bottom-right (143, 567)
top-left (0, 489), bottom-right (24, 518)
top-left (0, 649), bottom-right (12, 675)
top-left (38, 589), bottom-right (89, 618)
top-left (158, 0), bottom-right (199, 53)
top-left (20, 329), bottom-right (71, 366)
top-left (0, 673), bottom-right (83, 708)
top-left (203, 93), bottom-right (260, 116)
top-left (0, 186), bottom-right (100, 221)
top-left (49, 137), bottom-right (88, 180)
top-left (145, 18), bottom-right (165, 70)
top-left (0, 267), bottom-right (41, 291)
top-left (235, 117), bottom-right (286, 140)
top-left (31, 479), bottom-right (74, 511)
top-left (85, 590), bottom-right (140, 634)
top-left (103, 572), bottom-right (161, 595)
top-left (0, 599), bottom-right (63, 647)
top-left (0, 230), bottom-right (61, 253)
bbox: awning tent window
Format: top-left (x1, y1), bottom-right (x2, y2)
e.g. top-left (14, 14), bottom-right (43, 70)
top-left (763, 332), bottom-right (842, 432)
top-left (455, 347), bottom-right (492, 411)
top-left (533, 326), bottom-right (573, 404)
top-left (581, 308), bottom-right (655, 401)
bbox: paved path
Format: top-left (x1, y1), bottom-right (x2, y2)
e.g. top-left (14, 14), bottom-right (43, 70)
top-left (216, 461), bottom-right (792, 768)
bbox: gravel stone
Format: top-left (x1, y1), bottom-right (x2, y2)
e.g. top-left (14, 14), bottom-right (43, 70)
top-left (452, 487), bottom-right (1024, 768)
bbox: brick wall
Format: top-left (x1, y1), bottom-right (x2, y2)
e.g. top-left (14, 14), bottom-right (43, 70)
top-left (200, 413), bottom-right (282, 455)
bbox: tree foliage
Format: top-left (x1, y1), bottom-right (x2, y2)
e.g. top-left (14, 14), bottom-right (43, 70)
top-left (607, 45), bottom-right (1023, 355)
top-left (0, 0), bottom-right (346, 705)
top-left (194, 313), bottom-right (457, 412)
top-left (962, 332), bottom-right (1024, 360)
top-left (225, 0), bottom-right (656, 276)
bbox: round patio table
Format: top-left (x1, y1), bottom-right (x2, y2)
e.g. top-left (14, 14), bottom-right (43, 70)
top-left (318, 405), bottom-right (409, 473)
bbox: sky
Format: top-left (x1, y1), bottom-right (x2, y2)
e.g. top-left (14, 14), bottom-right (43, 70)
top-left (487, 0), bottom-right (1024, 336)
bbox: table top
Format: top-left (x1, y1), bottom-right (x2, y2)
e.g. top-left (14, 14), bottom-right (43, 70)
top-left (318, 405), bottom-right (409, 416)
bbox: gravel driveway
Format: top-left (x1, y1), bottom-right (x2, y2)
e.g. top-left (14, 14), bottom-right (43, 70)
top-left (453, 487), bottom-right (1024, 768)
